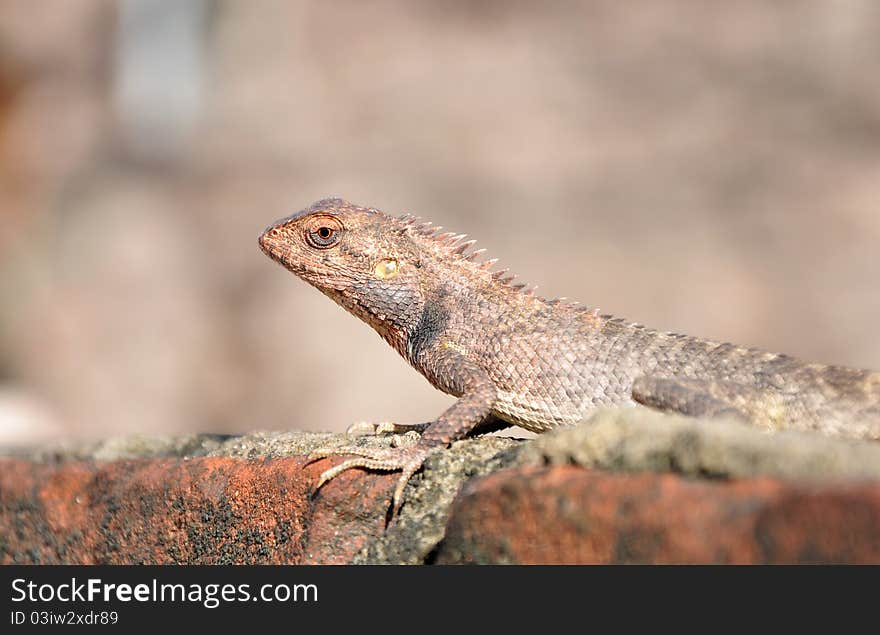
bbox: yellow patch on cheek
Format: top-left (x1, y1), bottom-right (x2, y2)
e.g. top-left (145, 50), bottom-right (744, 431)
top-left (442, 340), bottom-right (469, 357)
top-left (374, 258), bottom-right (399, 279)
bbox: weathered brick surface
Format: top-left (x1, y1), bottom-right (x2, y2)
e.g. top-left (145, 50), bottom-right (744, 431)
top-left (4, 415), bottom-right (880, 564)
top-left (436, 465), bottom-right (880, 564)
top-left (0, 457), bottom-right (398, 564)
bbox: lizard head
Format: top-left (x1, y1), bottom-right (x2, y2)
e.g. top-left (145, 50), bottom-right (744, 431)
top-left (259, 198), bottom-right (428, 352)
top-left (260, 198), bottom-right (538, 359)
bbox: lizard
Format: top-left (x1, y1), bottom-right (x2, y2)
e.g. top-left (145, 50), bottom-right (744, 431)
top-left (258, 198), bottom-right (880, 514)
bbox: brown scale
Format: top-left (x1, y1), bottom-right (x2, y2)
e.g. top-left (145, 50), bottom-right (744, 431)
top-left (259, 198), bottom-right (880, 516)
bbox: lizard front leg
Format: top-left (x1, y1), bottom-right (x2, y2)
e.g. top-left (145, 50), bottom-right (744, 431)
top-left (308, 352), bottom-right (497, 516)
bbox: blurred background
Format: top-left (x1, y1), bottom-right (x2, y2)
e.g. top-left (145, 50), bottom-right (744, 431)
top-left (1, 0), bottom-right (878, 445)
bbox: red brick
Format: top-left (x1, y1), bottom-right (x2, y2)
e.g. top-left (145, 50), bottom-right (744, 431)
top-left (437, 466), bottom-right (880, 564)
top-left (0, 457), bottom-right (397, 564)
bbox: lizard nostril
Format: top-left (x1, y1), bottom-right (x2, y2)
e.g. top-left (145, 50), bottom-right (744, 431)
top-left (259, 229), bottom-right (276, 250)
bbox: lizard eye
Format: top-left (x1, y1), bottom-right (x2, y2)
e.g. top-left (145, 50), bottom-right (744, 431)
top-left (304, 216), bottom-right (343, 249)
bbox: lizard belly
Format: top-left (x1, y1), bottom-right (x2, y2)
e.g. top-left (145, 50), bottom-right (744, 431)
top-left (492, 388), bottom-right (633, 433)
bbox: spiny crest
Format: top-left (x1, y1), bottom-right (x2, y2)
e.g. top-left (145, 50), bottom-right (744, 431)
top-left (395, 212), bottom-right (568, 302)
top-left (397, 213), bottom-right (611, 313)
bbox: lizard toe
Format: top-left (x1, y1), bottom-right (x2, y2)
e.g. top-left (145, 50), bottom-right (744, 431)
top-left (309, 444), bottom-right (435, 515)
top-left (345, 421), bottom-right (431, 436)
top-left (345, 421), bottom-right (397, 436)
top-left (315, 456), bottom-right (398, 488)
top-left (307, 445), bottom-right (387, 463)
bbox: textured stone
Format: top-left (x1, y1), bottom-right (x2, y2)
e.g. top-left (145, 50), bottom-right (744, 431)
top-left (520, 408), bottom-right (880, 482)
top-left (4, 409), bottom-right (880, 564)
top-left (0, 456), bottom-right (393, 564)
top-left (436, 465), bottom-right (880, 564)
top-left (0, 431), bottom-right (519, 564)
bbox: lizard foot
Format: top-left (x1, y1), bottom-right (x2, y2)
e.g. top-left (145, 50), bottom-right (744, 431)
top-left (345, 421), bottom-right (431, 436)
top-left (307, 440), bottom-right (437, 516)
top-left (347, 415), bottom-right (512, 438)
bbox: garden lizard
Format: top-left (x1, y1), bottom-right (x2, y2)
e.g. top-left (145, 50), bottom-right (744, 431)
top-left (259, 198), bottom-right (880, 514)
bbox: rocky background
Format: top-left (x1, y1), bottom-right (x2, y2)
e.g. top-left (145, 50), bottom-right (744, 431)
top-left (1, 0), bottom-right (879, 447)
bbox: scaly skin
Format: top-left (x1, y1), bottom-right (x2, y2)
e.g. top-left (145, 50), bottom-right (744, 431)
top-left (259, 198), bottom-right (880, 514)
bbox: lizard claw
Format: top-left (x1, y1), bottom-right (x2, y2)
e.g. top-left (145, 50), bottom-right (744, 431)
top-left (307, 443), bottom-right (435, 516)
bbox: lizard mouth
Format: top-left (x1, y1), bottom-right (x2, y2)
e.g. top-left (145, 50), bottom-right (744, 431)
top-left (258, 229), bottom-right (278, 258)
top-left (258, 227), bottom-right (293, 268)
